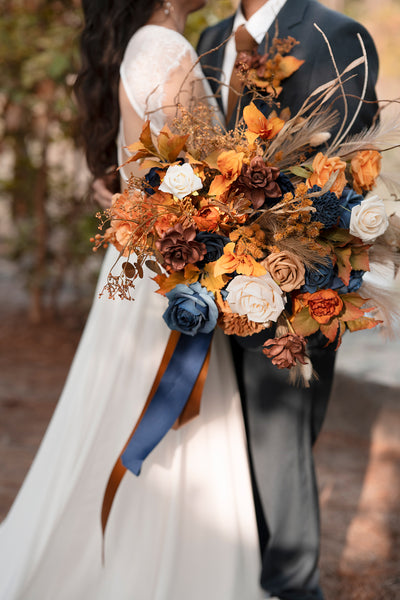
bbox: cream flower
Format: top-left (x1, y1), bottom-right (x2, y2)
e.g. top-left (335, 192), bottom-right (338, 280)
top-left (349, 195), bottom-right (389, 242)
top-left (225, 273), bottom-right (285, 324)
top-left (159, 163), bottom-right (203, 199)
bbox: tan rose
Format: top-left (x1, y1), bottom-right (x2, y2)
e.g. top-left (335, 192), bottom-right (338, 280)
top-left (307, 152), bottom-right (347, 197)
top-left (262, 251), bottom-right (305, 292)
top-left (351, 150), bottom-right (381, 194)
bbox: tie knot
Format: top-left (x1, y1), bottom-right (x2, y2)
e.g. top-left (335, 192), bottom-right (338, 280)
top-left (235, 24), bottom-right (257, 54)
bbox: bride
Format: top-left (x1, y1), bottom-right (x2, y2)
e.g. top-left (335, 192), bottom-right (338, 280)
top-left (0, 1), bottom-right (262, 599)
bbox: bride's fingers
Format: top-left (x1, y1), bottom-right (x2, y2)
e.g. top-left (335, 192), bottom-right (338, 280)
top-left (92, 178), bottom-right (113, 208)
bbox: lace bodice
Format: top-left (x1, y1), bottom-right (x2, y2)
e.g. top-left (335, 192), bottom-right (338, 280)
top-left (121, 25), bottom-right (205, 132)
top-left (118, 25), bottom-right (219, 180)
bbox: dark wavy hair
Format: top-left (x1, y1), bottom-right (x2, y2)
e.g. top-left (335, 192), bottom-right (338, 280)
top-left (75, 0), bottom-right (163, 181)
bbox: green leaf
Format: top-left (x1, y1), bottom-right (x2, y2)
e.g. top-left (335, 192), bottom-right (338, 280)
top-left (288, 165), bottom-right (313, 179)
top-left (291, 307), bottom-right (320, 337)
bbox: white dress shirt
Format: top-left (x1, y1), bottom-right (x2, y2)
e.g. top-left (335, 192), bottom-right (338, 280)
top-left (221, 0), bottom-right (287, 113)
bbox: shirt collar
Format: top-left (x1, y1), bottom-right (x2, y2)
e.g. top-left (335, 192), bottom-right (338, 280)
top-left (235, 0), bottom-right (288, 45)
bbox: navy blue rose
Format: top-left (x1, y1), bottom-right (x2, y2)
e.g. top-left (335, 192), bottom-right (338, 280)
top-left (163, 282), bottom-right (218, 336)
top-left (276, 173), bottom-right (295, 197)
top-left (144, 168), bottom-right (161, 195)
top-left (263, 173), bottom-right (295, 206)
top-left (338, 188), bottom-right (363, 228)
top-left (331, 269), bottom-right (365, 294)
top-left (308, 185), bottom-right (341, 229)
top-left (301, 258), bottom-right (335, 293)
top-left (195, 232), bottom-right (230, 266)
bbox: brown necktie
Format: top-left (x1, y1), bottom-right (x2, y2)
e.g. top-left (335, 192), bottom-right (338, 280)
top-left (226, 24), bottom-right (258, 124)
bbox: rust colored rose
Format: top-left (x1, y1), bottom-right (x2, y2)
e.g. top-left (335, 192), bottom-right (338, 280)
top-left (351, 150), bottom-right (381, 194)
top-left (304, 289), bottom-right (343, 324)
top-left (237, 157), bottom-right (281, 209)
top-left (263, 333), bottom-right (308, 369)
top-left (307, 152), bottom-right (347, 197)
top-left (193, 205), bottom-right (221, 232)
top-left (155, 224), bottom-right (206, 271)
top-left (262, 251), bottom-right (305, 292)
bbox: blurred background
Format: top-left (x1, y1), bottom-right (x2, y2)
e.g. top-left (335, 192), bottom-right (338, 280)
top-left (0, 1), bottom-right (399, 598)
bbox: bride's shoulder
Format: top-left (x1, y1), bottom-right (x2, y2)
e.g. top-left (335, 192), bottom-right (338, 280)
top-left (123, 25), bottom-right (197, 68)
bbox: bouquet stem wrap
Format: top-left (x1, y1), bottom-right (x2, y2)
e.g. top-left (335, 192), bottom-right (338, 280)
top-left (101, 330), bottom-right (213, 537)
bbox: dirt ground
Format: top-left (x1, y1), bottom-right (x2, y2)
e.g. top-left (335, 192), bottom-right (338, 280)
top-left (0, 307), bottom-right (399, 600)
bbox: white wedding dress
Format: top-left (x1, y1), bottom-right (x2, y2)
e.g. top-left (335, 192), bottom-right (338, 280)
top-left (0, 26), bottom-right (261, 600)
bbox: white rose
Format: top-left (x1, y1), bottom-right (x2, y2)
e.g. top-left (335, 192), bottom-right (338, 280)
top-left (226, 273), bottom-right (285, 324)
top-left (159, 163), bottom-right (203, 199)
top-left (349, 195), bottom-right (389, 242)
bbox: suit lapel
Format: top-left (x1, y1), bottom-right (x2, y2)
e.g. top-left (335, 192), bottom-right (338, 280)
top-left (264, 0), bottom-right (310, 45)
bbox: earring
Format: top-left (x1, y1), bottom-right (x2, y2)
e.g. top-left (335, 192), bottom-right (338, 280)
top-left (164, 1), bottom-right (172, 15)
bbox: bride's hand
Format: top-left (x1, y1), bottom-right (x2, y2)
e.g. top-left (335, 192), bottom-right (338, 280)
top-left (91, 177), bottom-right (114, 208)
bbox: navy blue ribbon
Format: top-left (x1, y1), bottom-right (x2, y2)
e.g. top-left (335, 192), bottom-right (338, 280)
top-left (121, 331), bottom-right (213, 475)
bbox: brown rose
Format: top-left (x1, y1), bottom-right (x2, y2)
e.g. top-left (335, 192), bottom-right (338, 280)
top-left (237, 157), bottom-right (281, 209)
top-left (262, 251), bottom-right (305, 292)
top-left (350, 150), bottom-right (381, 194)
top-left (155, 224), bottom-right (206, 271)
top-left (303, 289), bottom-right (343, 324)
top-left (263, 333), bottom-right (308, 369)
top-left (306, 152), bottom-right (347, 197)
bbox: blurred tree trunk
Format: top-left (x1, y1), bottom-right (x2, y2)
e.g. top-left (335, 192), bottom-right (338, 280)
top-left (30, 143), bottom-right (48, 323)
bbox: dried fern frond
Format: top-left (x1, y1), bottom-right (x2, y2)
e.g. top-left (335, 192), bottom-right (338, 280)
top-left (359, 278), bottom-right (400, 338)
top-left (266, 111), bottom-right (339, 168)
top-left (336, 114), bottom-right (400, 158)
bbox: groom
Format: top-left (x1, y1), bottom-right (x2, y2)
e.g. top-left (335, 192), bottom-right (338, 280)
top-left (197, 1), bottom-right (378, 599)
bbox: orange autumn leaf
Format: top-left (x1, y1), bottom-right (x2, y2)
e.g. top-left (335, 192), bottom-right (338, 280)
top-left (157, 125), bottom-right (189, 163)
top-left (124, 120), bottom-right (159, 164)
top-left (243, 102), bottom-right (285, 141)
top-left (320, 320), bottom-right (340, 344)
top-left (346, 316), bottom-right (382, 332)
top-left (275, 55), bottom-right (305, 80)
top-left (236, 256), bottom-right (267, 277)
top-left (209, 150), bottom-right (244, 197)
top-left (212, 242), bottom-right (266, 277)
top-left (139, 120), bottom-right (158, 154)
top-left (200, 263), bottom-right (228, 293)
top-left (154, 264), bottom-right (200, 295)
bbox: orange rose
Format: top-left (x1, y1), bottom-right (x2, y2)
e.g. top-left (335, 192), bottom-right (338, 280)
top-left (154, 213), bottom-right (178, 237)
top-left (302, 289), bottom-right (343, 324)
top-left (307, 152), bottom-right (347, 197)
top-left (350, 150), bottom-right (381, 194)
top-left (209, 150), bottom-right (245, 197)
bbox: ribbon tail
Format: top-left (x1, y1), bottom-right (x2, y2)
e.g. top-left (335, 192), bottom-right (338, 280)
top-left (101, 330), bottom-right (180, 538)
top-left (121, 331), bottom-right (213, 476)
top-left (101, 330), bottom-right (213, 541)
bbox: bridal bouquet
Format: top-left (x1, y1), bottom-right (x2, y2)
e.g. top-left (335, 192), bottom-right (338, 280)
top-left (93, 41), bottom-right (400, 384)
